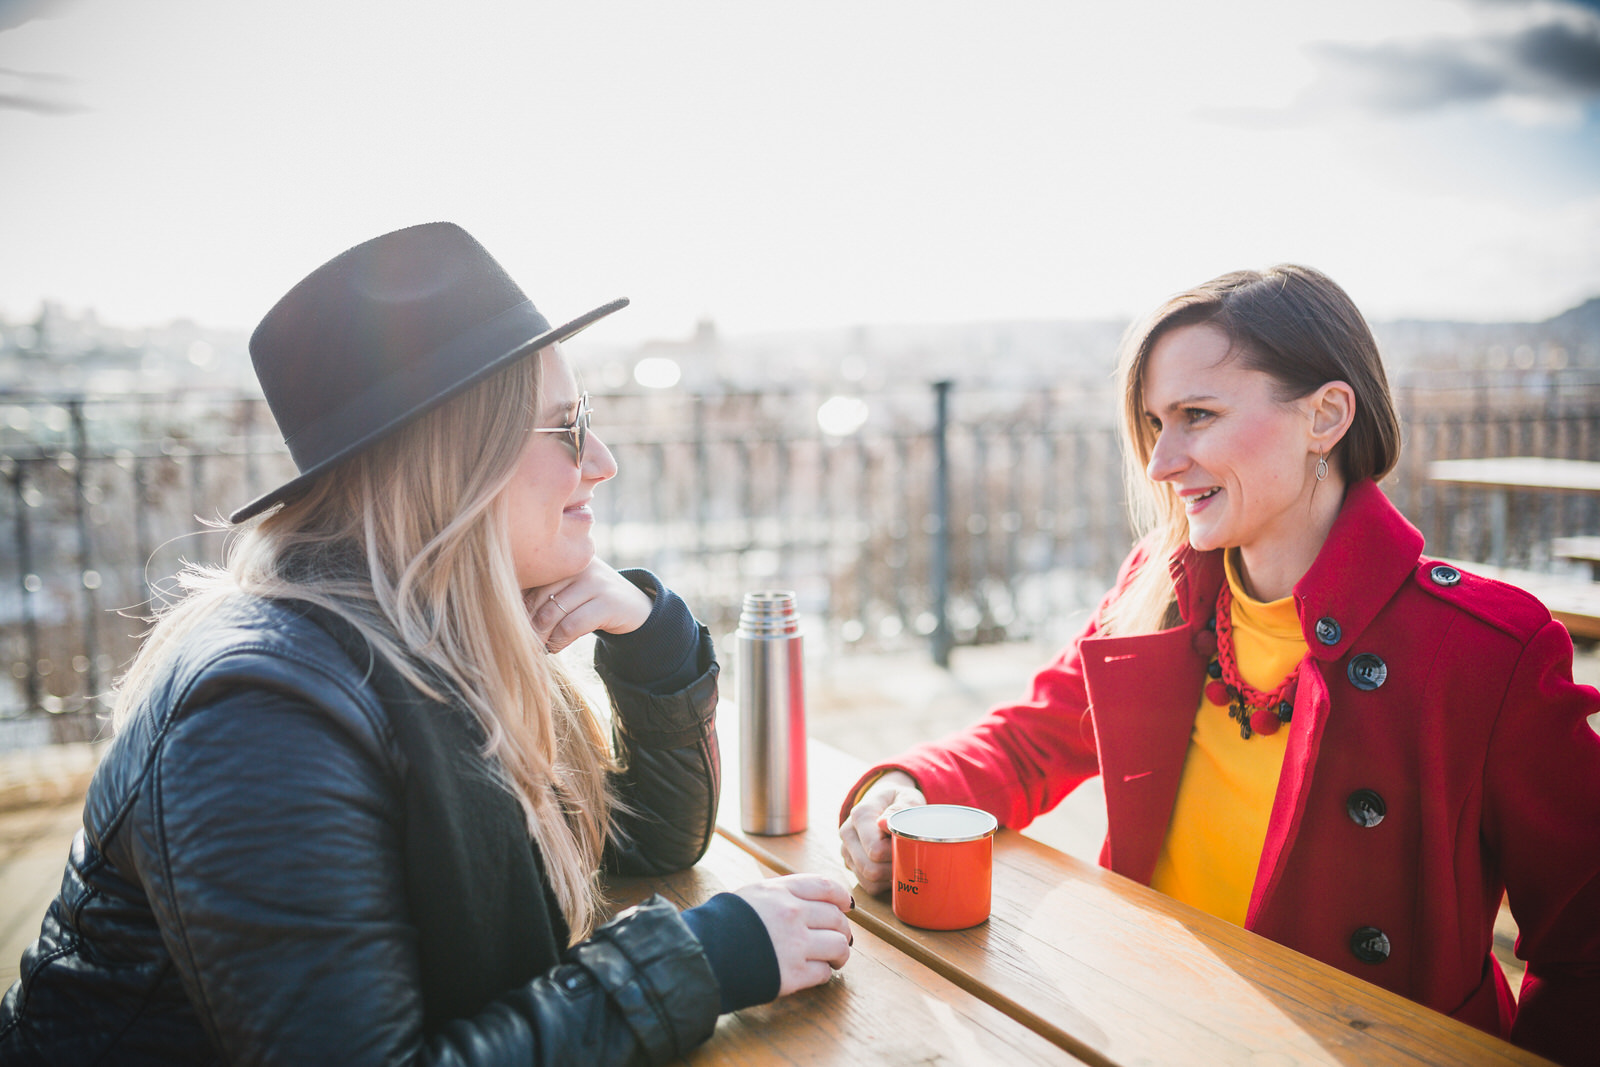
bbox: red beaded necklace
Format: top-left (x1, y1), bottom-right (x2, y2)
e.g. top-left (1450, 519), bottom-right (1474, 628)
top-left (1203, 579), bottom-right (1298, 740)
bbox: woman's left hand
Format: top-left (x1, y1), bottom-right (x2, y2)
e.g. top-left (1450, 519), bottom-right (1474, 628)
top-left (525, 560), bottom-right (653, 653)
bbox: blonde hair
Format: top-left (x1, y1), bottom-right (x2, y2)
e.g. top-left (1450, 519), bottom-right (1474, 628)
top-left (114, 353), bottom-right (618, 941)
top-left (1101, 265), bottom-right (1401, 636)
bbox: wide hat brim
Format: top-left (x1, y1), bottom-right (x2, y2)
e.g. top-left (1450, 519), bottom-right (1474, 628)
top-left (228, 296), bottom-right (627, 524)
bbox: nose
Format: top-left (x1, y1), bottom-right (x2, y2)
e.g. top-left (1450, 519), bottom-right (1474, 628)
top-left (583, 432), bottom-right (618, 483)
top-left (1145, 428), bottom-right (1187, 484)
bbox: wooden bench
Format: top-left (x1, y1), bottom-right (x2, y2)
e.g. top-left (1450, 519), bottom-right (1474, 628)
top-left (1552, 536), bottom-right (1600, 581)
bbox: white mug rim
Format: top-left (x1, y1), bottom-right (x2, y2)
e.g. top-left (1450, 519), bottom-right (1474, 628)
top-left (886, 803), bottom-right (998, 843)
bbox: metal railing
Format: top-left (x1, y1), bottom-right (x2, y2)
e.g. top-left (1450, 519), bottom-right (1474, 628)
top-left (3, 375), bottom-right (1598, 740)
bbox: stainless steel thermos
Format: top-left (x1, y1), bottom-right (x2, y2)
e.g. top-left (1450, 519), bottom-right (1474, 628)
top-left (735, 591), bottom-right (808, 835)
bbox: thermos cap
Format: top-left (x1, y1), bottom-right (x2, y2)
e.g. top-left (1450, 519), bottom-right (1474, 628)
top-left (736, 590), bottom-right (800, 637)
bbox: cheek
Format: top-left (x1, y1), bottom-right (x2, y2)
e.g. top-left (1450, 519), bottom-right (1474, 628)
top-left (1216, 416), bottom-right (1294, 474)
top-left (1229, 424), bottom-right (1309, 506)
top-left (507, 463), bottom-right (572, 525)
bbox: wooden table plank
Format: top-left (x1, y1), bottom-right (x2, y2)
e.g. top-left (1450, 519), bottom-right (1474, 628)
top-left (1427, 457), bottom-right (1600, 494)
top-left (604, 834), bottom-right (1083, 1065)
top-left (714, 722), bottom-right (1555, 1066)
top-left (1551, 536), bottom-right (1600, 580)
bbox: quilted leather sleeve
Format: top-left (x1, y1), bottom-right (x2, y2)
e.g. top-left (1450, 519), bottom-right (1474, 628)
top-left (599, 624), bottom-right (722, 876)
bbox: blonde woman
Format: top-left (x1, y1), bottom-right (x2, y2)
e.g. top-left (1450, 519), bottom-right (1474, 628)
top-left (838, 266), bottom-right (1599, 1065)
top-left (0, 224), bottom-right (852, 1065)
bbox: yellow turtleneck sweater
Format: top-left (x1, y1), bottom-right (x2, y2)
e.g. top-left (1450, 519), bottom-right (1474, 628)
top-left (1148, 552), bottom-right (1306, 926)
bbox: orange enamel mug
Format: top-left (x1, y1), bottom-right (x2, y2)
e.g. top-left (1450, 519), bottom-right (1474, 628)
top-left (886, 804), bottom-right (999, 930)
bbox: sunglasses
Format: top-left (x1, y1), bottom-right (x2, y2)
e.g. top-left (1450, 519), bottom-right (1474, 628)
top-left (531, 393), bottom-right (592, 466)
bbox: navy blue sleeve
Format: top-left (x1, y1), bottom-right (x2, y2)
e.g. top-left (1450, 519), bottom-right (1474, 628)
top-left (678, 893), bottom-right (781, 1014)
top-left (594, 569), bottom-right (704, 694)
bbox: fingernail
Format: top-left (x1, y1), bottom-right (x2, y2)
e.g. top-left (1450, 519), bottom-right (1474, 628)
top-left (849, 895), bottom-right (856, 910)
top-left (847, 930), bottom-right (854, 946)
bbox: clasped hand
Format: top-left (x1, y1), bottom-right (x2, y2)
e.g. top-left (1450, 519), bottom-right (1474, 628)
top-left (838, 771), bottom-right (925, 895)
top-left (732, 875), bottom-right (854, 995)
top-left (524, 559), bottom-right (653, 653)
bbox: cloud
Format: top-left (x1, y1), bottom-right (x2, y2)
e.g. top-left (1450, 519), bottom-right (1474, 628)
top-left (0, 90), bottom-right (82, 114)
top-left (1512, 18), bottom-right (1600, 92)
top-left (1304, 5), bottom-right (1600, 117)
top-left (1207, 0), bottom-right (1600, 127)
top-left (1477, 0), bottom-right (1600, 16)
top-left (0, 66), bottom-right (85, 114)
top-left (1317, 26), bottom-right (1598, 113)
top-left (0, 0), bottom-right (78, 32)
top-left (0, 0), bottom-right (88, 114)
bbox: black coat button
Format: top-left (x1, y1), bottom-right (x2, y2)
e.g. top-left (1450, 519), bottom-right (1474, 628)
top-left (1347, 653), bottom-right (1387, 691)
top-left (1347, 789), bottom-right (1386, 827)
top-left (1350, 926), bottom-right (1391, 963)
top-left (1314, 617), bottom-right (1341, 646)
top-left (1429, 564), bottom-right (1461, 587)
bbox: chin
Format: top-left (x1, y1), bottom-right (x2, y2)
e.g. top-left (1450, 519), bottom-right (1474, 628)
top-left (517, 547), bottom-right (598, 592)
top-left (1186, 525), bottom-right (1227, 554)
top-left (558, 543), bottom-right (597, 579)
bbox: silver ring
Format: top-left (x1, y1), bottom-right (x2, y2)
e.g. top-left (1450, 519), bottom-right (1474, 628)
top-left (549, 593), bottom-right (567, 614)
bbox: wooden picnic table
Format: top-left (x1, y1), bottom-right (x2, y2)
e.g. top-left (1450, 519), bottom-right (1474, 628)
top-left (1551, 535), bottom-right (1600, 581)
top-left (701, 718), bottom-right (1554, 1066)
top-left (1427, 457), bottom-right (1600, 567)
top-left (604, 834), bottom-right (1079, 1065)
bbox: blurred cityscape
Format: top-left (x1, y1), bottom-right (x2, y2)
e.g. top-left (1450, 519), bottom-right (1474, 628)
top-left (8, 295), bottom-right (1600, 396)
top-left (2, 296), bottom-right (1598, 747)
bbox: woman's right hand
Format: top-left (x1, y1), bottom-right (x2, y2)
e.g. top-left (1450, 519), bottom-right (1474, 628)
top-left (732, 874), bottom-right (853, 996)
top-left (838, 771), bottom-right (925, 895)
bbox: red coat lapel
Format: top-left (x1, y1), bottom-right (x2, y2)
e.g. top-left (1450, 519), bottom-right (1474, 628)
top-left (1081, 546), bottom-right (1223, 882)
top-left (1081, 627), bottom-right (1205, 880)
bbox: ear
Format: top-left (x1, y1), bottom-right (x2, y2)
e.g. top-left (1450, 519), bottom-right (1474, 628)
top-left (1304, 380), bottom-right (1356, 453)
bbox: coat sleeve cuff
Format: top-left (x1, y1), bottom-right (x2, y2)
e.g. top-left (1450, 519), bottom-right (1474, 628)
top-left (565, 895), bottom-right (720, 1063)
top-left (837, 764), bottom-right (921, 825)
top-left (680, 892), bottom-right (781, 1013)
top-left (594, 570), bottom-right (704, 693)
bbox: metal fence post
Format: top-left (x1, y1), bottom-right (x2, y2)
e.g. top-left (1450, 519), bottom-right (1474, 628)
top-left (931, 380), bottom-right (952, 668)
top-left (69, 400), bottom-right (101, 704)
top-left (7, 459), bottom-right (41, 712)
top-left (855, 434), bottom-right (872, 637)
top-left (693, 393), bottom-right (708, 560)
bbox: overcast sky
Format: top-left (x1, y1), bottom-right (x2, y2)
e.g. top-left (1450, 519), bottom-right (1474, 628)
top-left (1, 0), bottom-right (1598, 343)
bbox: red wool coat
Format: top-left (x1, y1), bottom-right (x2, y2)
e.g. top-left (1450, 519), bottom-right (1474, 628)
top-left (849, 481), bottom-right (1600, 1065)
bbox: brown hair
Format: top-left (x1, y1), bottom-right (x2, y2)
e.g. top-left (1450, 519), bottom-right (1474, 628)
top-left (1101, 264), bottom-right (1401, 635)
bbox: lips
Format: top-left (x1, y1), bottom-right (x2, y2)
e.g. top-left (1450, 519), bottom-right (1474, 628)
top-left (1183, 487), bottom-right (1221, 512)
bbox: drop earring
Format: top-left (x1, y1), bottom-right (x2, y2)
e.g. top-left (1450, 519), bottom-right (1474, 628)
top-left (1316, 452), bottom-right (1329, 482)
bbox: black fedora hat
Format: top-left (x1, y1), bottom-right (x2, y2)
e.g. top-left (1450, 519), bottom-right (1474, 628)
top-left (230, 222), bottom-right (627, 523)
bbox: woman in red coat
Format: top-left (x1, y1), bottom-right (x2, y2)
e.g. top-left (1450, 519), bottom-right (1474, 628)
top-left (839, 265), bottom-right (1600, 1066)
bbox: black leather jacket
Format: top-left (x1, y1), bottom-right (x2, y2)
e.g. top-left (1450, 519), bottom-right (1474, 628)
top-left (0, 595), bottom-right (724, 1065)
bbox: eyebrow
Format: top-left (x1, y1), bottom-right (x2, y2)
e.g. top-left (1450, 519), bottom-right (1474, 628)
top-left (539, 398), bottom-right (579, 423)
top-left (1146, 393), bottom-right (1221, 416)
